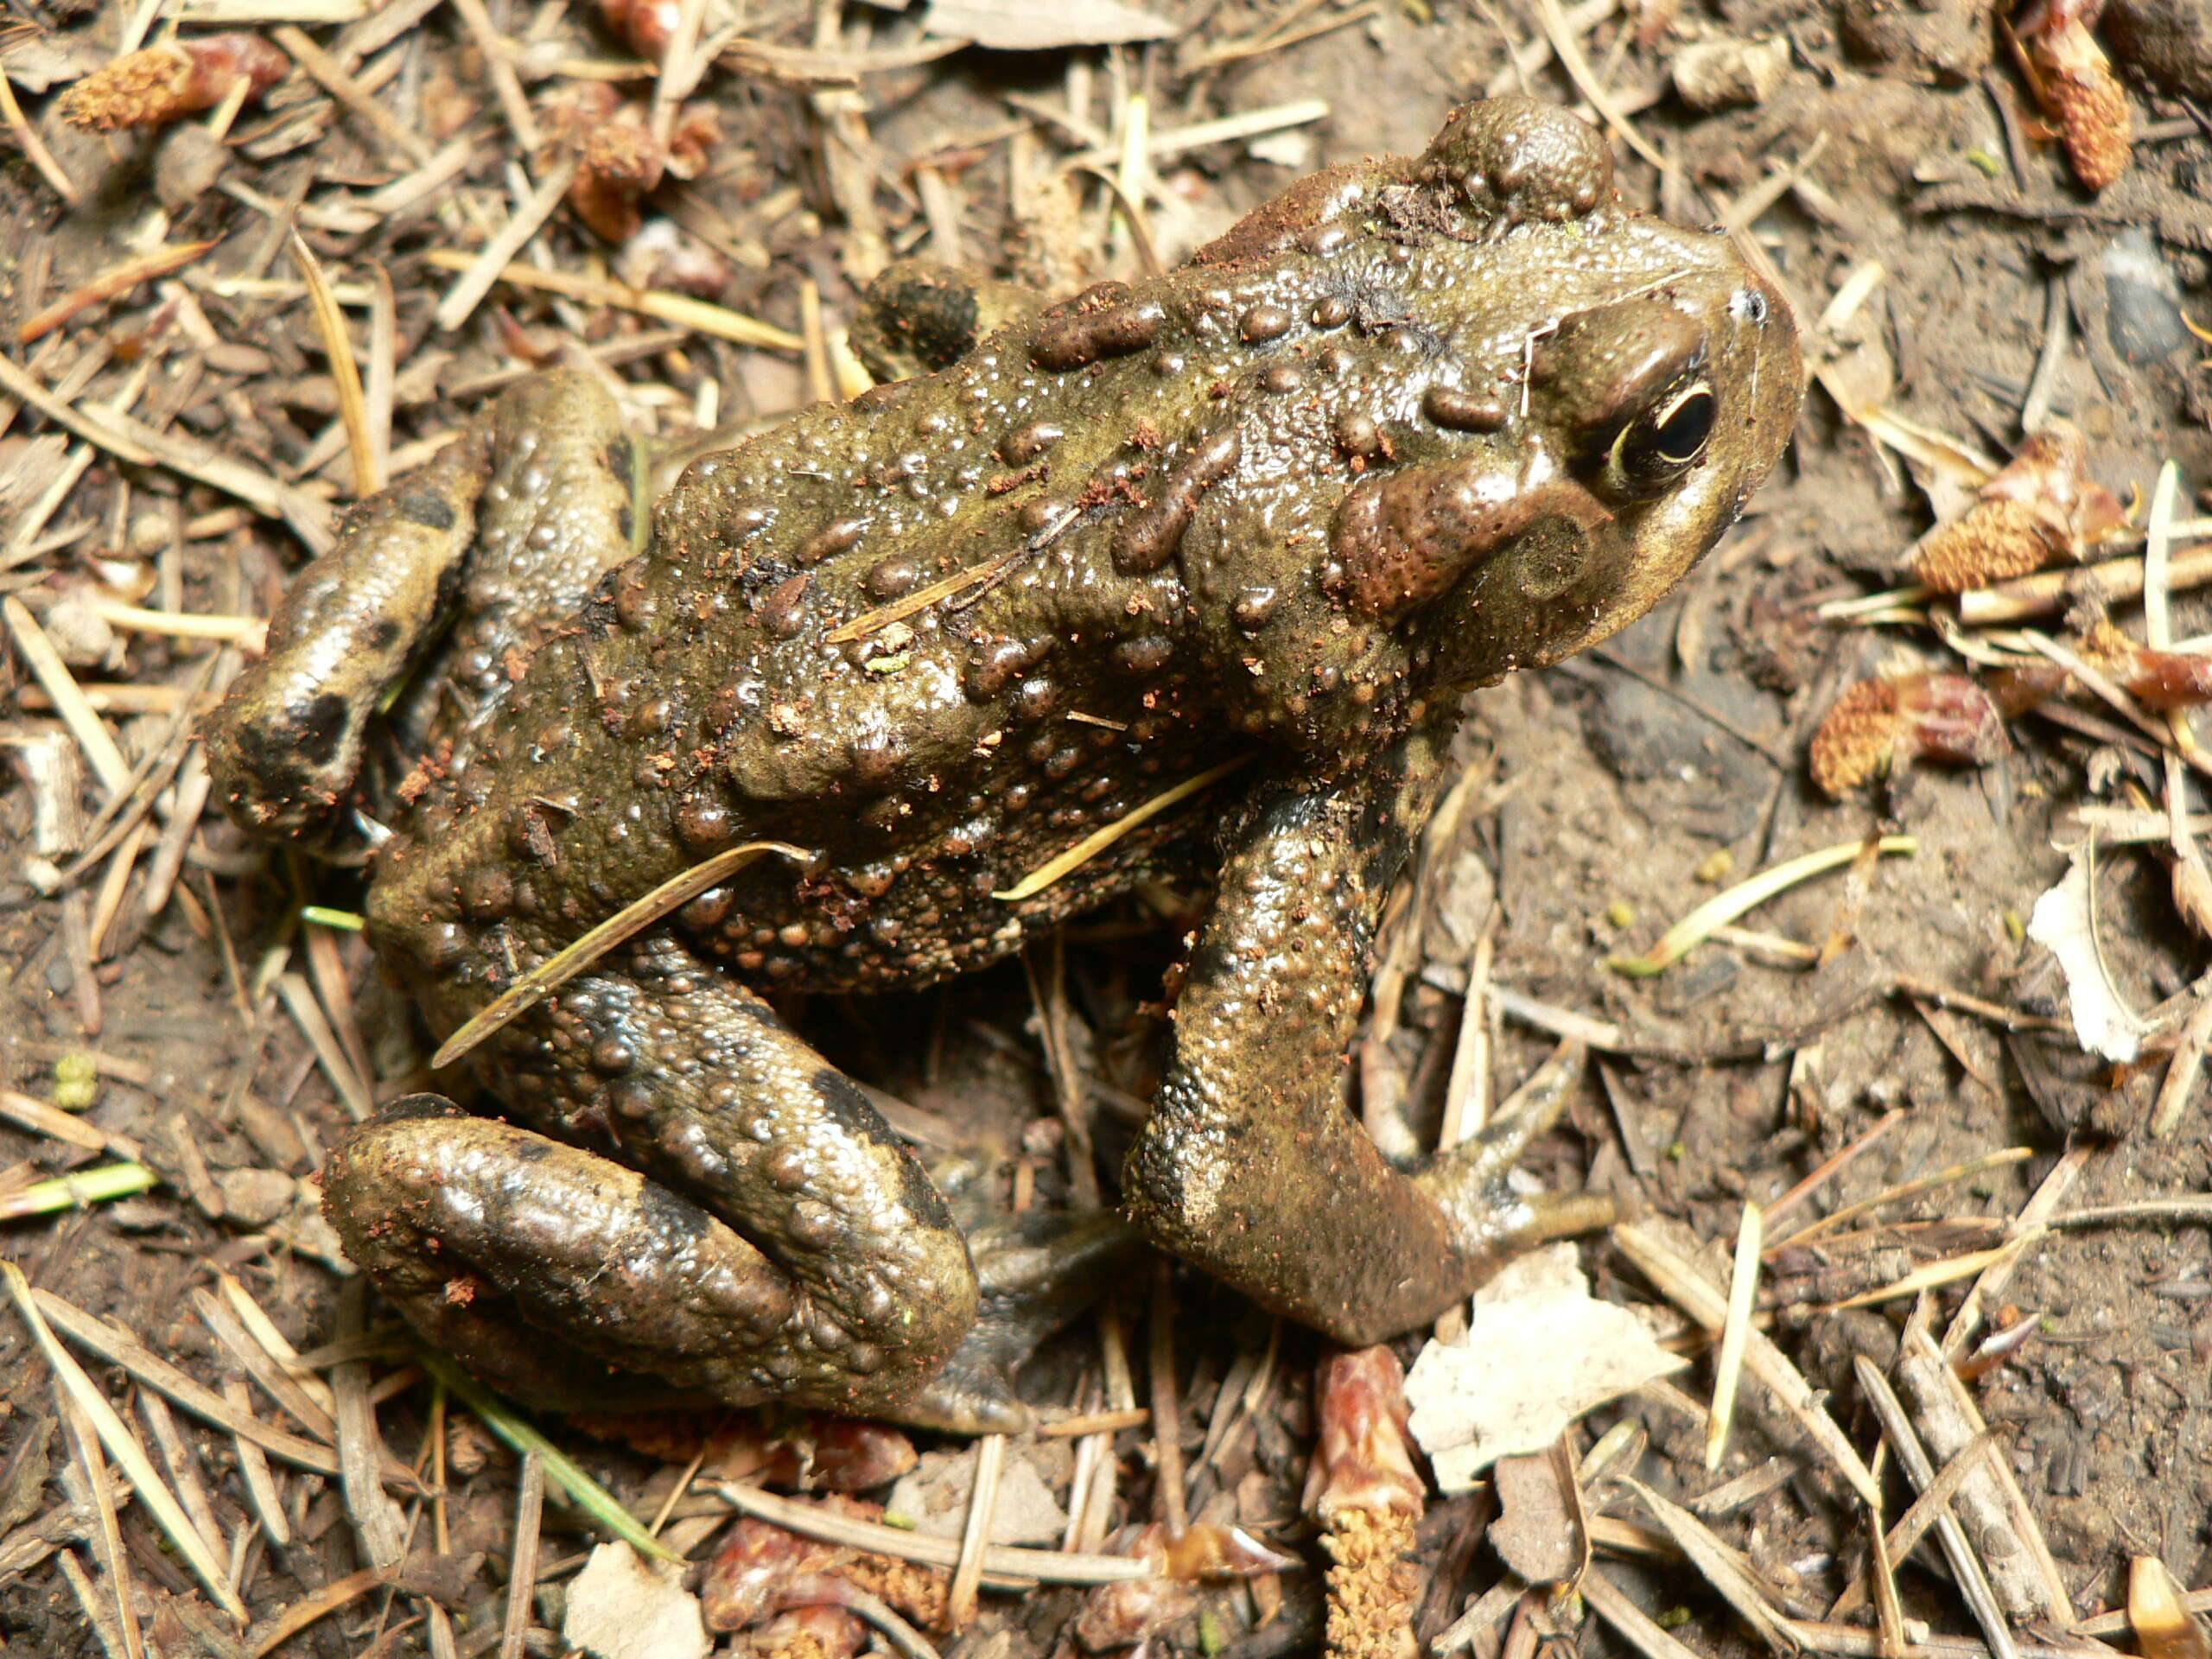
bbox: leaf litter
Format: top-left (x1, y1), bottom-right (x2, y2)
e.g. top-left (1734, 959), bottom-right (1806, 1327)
top-left (4, 0), bottom-right (2212, 1656)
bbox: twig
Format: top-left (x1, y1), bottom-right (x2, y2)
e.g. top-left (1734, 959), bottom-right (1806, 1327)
top-left (715, 1483), bottom-right (1154, 1584)
top-left (1899, 1327), bottom-right (2075, 1621)
top-left (3, 596), bottom-right (130, 795)
top-left (500, 1450), bottom-right (545, 1659)
top-left (0, 69), bottom-right (79, 206)
top-left (273, 24), bottom-right (430, 162)
top-left (1148, 1258), bottom-right (1188, 1536)
top-left (448, 0), bottom-right (541, 152)
top-left (423, 247), bottom-right (801, 350)
top-left (947, 1433), bottom-right (1006, 1630)
top-left (17, 241), bottom-right (218, 344)
top-left (1854, 1359), bottom-right (2022, 1659)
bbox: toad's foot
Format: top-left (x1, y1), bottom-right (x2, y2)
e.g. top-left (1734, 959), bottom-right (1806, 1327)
top-left (1416, 1039), bottom-right (1618, 1266)
top-left (894, 1210), bottom-right (1144, 1434)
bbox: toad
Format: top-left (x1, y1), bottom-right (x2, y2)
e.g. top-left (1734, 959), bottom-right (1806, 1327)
top-left (206, 98), bottom-right (1802, 1433)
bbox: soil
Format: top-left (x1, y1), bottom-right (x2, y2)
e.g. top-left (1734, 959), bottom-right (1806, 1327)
top-left (3, 1), bottom-right (2212, 1656)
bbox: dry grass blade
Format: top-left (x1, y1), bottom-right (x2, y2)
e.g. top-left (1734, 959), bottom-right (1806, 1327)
top-left (1058, 98), bottom-right (1332, 170)
top-left (1706, 1203), bottom-right (1763, 1471)
top-left (29, 1287), bottom-right (381, 1483)
top-left (276, 969), bottom-right (373, 1119)
top-left (3, 595), bottom-right (130, 795)
top-left (826, 539), bottom-right (1039, 645)
top-left (1853, 1357), bottom-right (2022, 1659)
top-left (1956, 543), bottom-right (2212, 626)
top-left (193, 1285), bottom-right (338, 1439)
top-left (715, 1482), bottom-right (1155, 1584)
top-left (0, 70), bottom-right (78, 204)
top-left (1585, 1566), bottom-right (1716, 1659)
top-left (273, 24), bottom-right (429, 163)
top-left (432, 840), bottom-right (808, 1068)
top-left (0, 356), bottom-right (336, 550)
top-left (1613, 1222), bottom-right (1879, 1505)
top-left (54, 1382), bottom-right (145, 1659)
top-left (1618, 1475), bottom-right (1801, 1654)
top-left (1529, 0), bottom-right (1670, 174)
top-left (290, 232), bottom-right (378, 496)
top-left (1761, 1109), bottom-right (1904, 1229)
top-left (247, 1565), bottom-right (394, 1657)
top-left (1884, 1428), bottom-right (2006, 1583)
top-left (17, 239), bottom-right (219, 343)
top-left (1825, 1235), bottom-right (2042, 1311)
top-left (1044, 1405), bottom-right (1151, 1439)
top-left (219, 1272), bottom-right (340, 1418)
top-left (1787, 1628), bottom-right (2132, 1659)
top-left (3, 1262), bottom-right (247, 1619)
top-left (137, 1390), bottom-right (226, 1560)
top-left (53, 1551), bottom-right (131, 1657)
top-left (0, 1086), bottom-right (130, 1155)
top-left (993, 756), bottom-right (1254, 901)
top-left (1941, 1141), bottom-right (2094, 1357)
top-left (1865, 1477), bottom-right (1910, 1659)
top-left (1608, 837), bottom-right (1917, 976)
top-left (421, 249), bottom-right (804, 350)
top-left (447, 0), bottom-right (540, 151)
top-left (2083, 1591), bottom-right (2212, 1638)
top-left (1769, 1147), bottom-right (2035, 1253)
top-left (224, 1376), bottom-right (293, 1548)
top-left (83, 600), bottom-right (264, 648)
top-left (2128, 1558), bottom-right (2211, 1659)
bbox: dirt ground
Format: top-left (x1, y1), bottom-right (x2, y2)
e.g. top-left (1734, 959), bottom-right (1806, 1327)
top-left (3, 0), bottom-right (2212, 1655)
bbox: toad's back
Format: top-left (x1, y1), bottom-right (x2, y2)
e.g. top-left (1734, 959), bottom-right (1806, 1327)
top-left (226, 98), bottom-right (1800, 1026)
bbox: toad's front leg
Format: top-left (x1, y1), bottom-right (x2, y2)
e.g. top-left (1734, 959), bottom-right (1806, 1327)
top-left (1122, 732), bottom-right (1615, 1345)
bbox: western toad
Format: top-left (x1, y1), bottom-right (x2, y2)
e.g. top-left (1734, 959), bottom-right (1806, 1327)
top-left (207, 97), bottom-right (1802, 1431)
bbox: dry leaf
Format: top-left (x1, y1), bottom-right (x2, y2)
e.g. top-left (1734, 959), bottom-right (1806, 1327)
top-left (2028, 851), bottom-right (2150, 1062)
top-left (564, 1541), bottom-right (709, 1659)
top-left (1405, 1243), bottom-right (1687, 1491)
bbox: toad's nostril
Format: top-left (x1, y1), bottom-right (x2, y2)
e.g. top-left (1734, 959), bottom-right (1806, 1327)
top-left (1732, 288), bottom-right (1771, 326)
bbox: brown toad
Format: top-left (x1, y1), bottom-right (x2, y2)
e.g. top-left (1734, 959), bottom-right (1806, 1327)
top-left (206, 98), bottom-right (1802, 1432)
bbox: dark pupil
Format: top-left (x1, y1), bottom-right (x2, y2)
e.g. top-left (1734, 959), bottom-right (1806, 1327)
top-left (1653, 390), bottom-right (1714, 462)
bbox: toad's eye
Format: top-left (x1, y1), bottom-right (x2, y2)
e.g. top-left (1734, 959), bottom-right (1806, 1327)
top-left (1607, 380), bottom-right (1715, 496)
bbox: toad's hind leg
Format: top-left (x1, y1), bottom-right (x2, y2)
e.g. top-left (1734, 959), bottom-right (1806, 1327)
top-left (331, 937), bottom-right (998, 1425)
